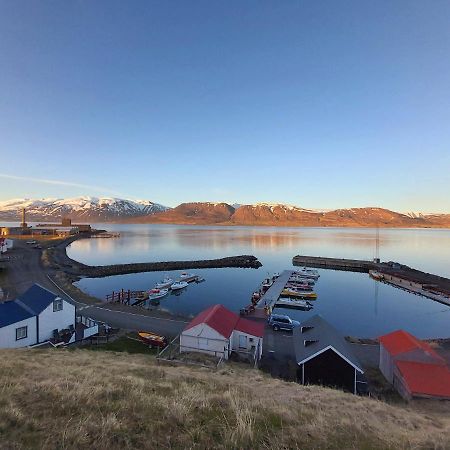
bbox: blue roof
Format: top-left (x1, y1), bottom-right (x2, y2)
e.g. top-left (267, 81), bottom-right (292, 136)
top-left (0, 301), bottom-right (34, 327)
top-left (15, 284), bottom-right (58, 315)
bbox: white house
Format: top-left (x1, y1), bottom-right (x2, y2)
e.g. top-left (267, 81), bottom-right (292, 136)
top-left (0, 284), bottom-right (76, 348)
top-left (0, 238), bottom-right (13, 254)
top-left (180, 304), bottom-right (264, 361)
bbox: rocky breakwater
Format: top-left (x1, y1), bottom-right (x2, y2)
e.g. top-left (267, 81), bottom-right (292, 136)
top-left (43, 244), bottom-right (262, 280)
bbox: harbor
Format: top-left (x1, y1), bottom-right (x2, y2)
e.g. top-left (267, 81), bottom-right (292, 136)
top-left (240, 269), bottom-right (320, 318)
top-left (293, 255), bottom-right (450, 306)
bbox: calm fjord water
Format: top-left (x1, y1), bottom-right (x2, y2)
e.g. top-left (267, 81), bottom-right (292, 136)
top-left (68, 225), bottom-right (450, 338)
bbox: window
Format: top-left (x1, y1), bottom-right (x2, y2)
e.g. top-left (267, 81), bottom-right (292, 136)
top-left (16, 326), bottom-right (28, 340)
top-left (53, 298), bottom-right (63, 312)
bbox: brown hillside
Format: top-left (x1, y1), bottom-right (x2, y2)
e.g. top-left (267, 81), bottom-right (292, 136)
top-left (1, 349), bottom-right (450, 449)
top-left (132, 202), bottom-right (235, 225)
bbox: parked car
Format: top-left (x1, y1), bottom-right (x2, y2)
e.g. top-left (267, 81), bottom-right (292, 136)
top-left (268, 314), bottom-right (300, 331)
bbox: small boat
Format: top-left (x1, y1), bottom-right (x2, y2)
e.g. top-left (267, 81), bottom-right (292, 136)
top-left (135, 292), bottom-right (149, 302)
top-left (276, 298), bottom-right (313, 310)
top-left (369, 270), bottom-right (384, 281)
top-left (281, 288), bottom-right (317, 300)
top-left (179, 272), bottom-right (199, 282)
top-left (147, 288), bottom-right (169, 300)
top-left (293, 268), bottom-right (320, 279)
top-left (289, 275), bottom-right (316, 284)
top-left (171, 281), bottom-right (189, 290)
top-left (155, 277), bottom-right (174, 289)
top-left (285, 282), bottom-right (313, 291)
top-left (261, 278), bottom-right (273, 292)
top-left (138, 331), bottom-right (168, 348)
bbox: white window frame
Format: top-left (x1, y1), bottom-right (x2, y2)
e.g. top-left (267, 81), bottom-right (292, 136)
top-left (53, 298), bottom-right (63, 312)
top-left (16, 326), bottom-right (28, 340)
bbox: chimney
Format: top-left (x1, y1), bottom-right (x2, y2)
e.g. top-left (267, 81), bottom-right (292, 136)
top-left (20, 208), bottom-right (27, 228)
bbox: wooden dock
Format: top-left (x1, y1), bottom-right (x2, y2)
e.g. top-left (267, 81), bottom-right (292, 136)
top-left (105, 289), bottom-right (147, 305)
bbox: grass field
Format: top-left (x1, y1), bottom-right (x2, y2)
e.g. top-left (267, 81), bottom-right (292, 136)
top-left (1, 349), bottom-right (450, 449)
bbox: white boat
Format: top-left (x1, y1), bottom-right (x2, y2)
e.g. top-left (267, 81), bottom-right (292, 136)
top-left (276, 298), bottom-right (313, 310)
top-left (289, 275), bottom-right (316, 284)
top-left (294, 268), bottom-right (320, 278)
top-left (147, 288), bottom-right (169, 300)
top-left (171, 281), bottom-right (189, 290)
top-left (179, 272), bottom-right (198, 282)
top-left (155, 277), bottom-right (174, 289)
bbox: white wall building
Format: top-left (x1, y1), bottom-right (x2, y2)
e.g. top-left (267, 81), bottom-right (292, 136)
top-left (180, 304), bottom-right (264, 361)
top-left (0, 284), bottom-right (76, 348)
top-left (0, 238), bottom-right (13, 254)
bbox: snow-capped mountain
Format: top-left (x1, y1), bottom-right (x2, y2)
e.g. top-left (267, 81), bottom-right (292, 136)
top-left (0, 197), bottom-right (169, 222)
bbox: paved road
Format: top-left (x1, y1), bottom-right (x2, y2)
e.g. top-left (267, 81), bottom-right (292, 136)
top-left (1, 240), bottom-right (188, 337)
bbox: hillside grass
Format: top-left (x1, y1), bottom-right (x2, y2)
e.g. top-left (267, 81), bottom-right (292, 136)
top-left (0, 349), bottom-right (449, 449)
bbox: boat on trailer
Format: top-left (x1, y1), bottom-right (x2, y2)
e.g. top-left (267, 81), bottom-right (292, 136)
top-left (138, 331), bottom-right (168, 348)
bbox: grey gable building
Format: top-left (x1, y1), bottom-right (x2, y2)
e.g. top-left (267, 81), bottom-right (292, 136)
top-left (293, 315), bottom-right (364, 394)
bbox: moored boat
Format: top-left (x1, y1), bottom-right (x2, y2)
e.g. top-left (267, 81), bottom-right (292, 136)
top-left (276, 298), bottom-right (313, 310)
top-left (171, 280), bottom-right (189, 290)
top-left (285, 282), bottom-right (313, 291)
top-left (155, 277), bottom-right (174, 289)
top-left (369, 270), bottom-right (384, 281)
top-left (289, 275), bottom-right (316, 284)
top-left (281, 288), bottom-right (318, 300)
top-left (147, 288), bottom-right (169, 300)
top-left (180, 272), bottom-right (199, 282)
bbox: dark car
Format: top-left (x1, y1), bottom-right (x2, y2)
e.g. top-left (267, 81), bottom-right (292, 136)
top-left (268, 314), bottom-right (300, 331)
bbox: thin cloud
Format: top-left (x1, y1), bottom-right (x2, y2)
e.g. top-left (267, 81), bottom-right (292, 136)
top-left (0, 173), bottom-right (121, 196)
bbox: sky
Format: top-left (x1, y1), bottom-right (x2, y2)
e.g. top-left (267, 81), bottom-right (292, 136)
top-left (0, 1), bottom-right (449, 212)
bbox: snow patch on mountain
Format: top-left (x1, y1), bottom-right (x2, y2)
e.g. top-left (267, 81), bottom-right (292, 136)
top-left (0, 197), bottom-right (169, 222)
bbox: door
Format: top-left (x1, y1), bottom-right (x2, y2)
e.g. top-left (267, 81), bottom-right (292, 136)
top-left (239, 334), bottom-right (248, 349)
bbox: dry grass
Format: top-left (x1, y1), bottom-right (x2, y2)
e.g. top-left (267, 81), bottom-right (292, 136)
top-left (0, 349), bottom-right (449, 449)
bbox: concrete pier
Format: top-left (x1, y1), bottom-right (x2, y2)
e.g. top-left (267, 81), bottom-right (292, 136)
top-left (255, 270), bottom-right (294, 310)
top-left (293, 255), bottom-right (376, 273)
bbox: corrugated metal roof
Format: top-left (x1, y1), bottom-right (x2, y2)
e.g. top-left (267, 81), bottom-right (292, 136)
top-left (379, 330), bottom-right (444, 362)
top-left (396, 360), bottom-right (450, 398)
top-left (293, 315), bottom-right (364, 373)
top-left (184, 304), bottom-right (238, 339)
top-left (16, 284), bottom-right (58, 315)
top-left (184, 304), bottom-right (265, 339)
top-left (235, 318), bottom-right (265, 338)
top-left (0, 285), bottom-right (59, 329)
top-left (0, 301), bottom-right (34, 327)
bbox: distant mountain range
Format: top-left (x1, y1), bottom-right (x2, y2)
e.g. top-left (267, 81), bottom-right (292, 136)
top-left (0, 197), bottom-right (449, 228)
top-left (128, 202), bottom-right (450, 228)
top-left (0, 197), bottom-right (168, 222)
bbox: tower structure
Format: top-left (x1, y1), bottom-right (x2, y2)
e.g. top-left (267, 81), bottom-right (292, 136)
top-left (20, 208), bottom-right (27, 228)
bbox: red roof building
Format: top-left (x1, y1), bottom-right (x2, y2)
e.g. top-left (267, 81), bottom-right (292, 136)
top-left (379, 329), bottom-right (450, 401)
top-left (181, 304), bottom-right (265, 361)
top-left (394, 361), bottom-right (450, 400)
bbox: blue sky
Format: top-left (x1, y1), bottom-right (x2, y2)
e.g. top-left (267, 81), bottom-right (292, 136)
top-left (0, 1), bottom-right (449, 212)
